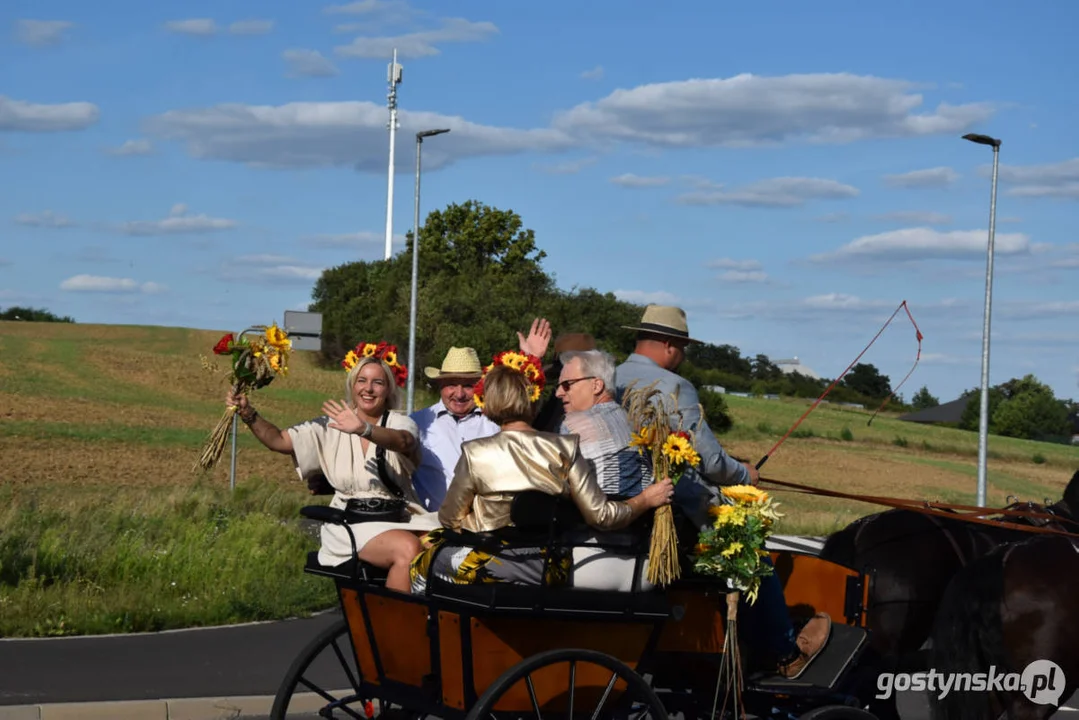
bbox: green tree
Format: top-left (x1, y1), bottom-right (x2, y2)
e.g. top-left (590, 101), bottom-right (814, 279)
top-left (698, 386), bottom-right (733, 435)
top-left (687, 343), bottom-right (753, 377)
top-left (0, 306), bottom-right (74, 322)
top-left (842, 363), bottom-right (892, 399)
top-left (911, 385), bottom-right (939, 410)
top-left (960, 387), bottom-right (1006, 431)
top-left (991, 391), bottom-right (1071, 440)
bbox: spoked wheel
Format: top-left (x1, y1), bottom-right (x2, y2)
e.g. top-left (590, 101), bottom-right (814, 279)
top-left (465, 648), bottom-right (667, 720)
top-left (271, 617), bottom-right (370, 719)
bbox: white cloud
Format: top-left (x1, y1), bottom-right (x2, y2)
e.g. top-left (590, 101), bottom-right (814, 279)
top-left (678, 177), bottom-right (859, 207)
top-left (324, 0), bottom-right (413, 17)
top-left (534, 157), bottom-right (597, 175)
top-left (708, 258), bottom-right (762, 271)
top-left (230, 254), bottom-right (325, 283)
top-left (994, 158), bottom-right (1079, 200)
top-left (552, 74), bottom-right (993, 148)
top-left (15, 210), bottom-right (74, 228)
top-left (719, 270), bottom-right (769, 284)
top-left (581, 66), bottom-right (604, 81)
top-left (16, 19), bottom-right (73, 46)
top-left (60, 275), bottom-right (165, 294)
top-left (164, 19), bottom-right (218, 36)
top-left (809, 227), bottom-right (1031, 263)
top-left (334, 17), bottom-right (498, 59)
top-left (0, 96), bottom-right (99, 132)
top-left (613, 290), bottom-right (680, 306)
top-left (610, 173), bottom-right (670, 188)
top-left (229, 19), bottom-right (274, 35)
top-left (146, 101), bottom-right (573, 172)
top-left (119, 204), bottom-right (237, 236)
top-left (872, 211), bottom-right (952, 225)
top-left (283, 49), bottom-right (340, 78)
top-left (999, 300), bottom-right (1079, 320)
top-left (303, 231), bottom-right (406, 248)
top-left (882, 167), bottom-right (959, 188)
top-left (106, 139), bottom-right (153, 156)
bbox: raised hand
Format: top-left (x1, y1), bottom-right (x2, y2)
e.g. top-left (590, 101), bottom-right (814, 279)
top-left (323, 399), bottom-right (365, 435)
top-left (517, 317), bottom-right (552, 359)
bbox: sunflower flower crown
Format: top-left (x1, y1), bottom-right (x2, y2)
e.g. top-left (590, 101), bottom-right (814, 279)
top-left (342, 340), bottom-right (408, 388)
top-left (472, 350), bottom-right (546, 409)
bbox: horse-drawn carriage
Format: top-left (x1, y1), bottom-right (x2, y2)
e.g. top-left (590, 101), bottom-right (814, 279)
top-left (270, 491), bottom-right (882, 720)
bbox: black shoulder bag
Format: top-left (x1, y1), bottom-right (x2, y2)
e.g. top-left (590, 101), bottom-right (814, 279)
top-left (343, 412), bottom-right (410, 523)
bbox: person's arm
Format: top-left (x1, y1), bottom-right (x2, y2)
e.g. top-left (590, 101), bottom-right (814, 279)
top-left (438, 451), bottom-right (477, 530)
top-left (672, 383), bottom-right (752, 487)
top-left (565, 441), bottom-right (673, 530)
top-left (517, 317), bottom-right (552, 359)
top-left (227, 390), bottom-right (293, 454)
top-left (322, 400), bottom-right (421, 465)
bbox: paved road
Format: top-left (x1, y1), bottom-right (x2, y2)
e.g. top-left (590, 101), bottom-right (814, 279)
top-left (0, 611), bottom-right (340, 706)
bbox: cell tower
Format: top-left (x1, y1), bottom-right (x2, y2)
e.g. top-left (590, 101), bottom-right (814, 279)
top-left (384, 49), bottom-right (403, 261)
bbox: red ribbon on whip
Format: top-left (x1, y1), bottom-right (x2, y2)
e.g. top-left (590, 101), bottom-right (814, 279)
top-left (755, 300), bottom-right (924, 471)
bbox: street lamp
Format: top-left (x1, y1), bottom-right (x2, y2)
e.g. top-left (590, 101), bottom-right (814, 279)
top-left (962, 132), bottom-right (1002, 508)
top-left (406, 128), bottom-right (451, 413)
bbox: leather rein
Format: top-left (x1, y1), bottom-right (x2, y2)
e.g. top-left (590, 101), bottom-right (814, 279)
top-left (758, 475), bottom-right (1079, 540)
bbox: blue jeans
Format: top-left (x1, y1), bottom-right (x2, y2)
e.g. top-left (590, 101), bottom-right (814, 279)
top-left (738, 557), bottom-right (798, 665)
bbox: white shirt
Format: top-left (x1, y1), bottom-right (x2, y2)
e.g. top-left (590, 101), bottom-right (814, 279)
top-left (409, 400), bottom-right (500, 511)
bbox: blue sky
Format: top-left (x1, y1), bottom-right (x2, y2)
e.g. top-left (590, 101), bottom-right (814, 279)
top-left (2, 0), bottom-right (1078, 403)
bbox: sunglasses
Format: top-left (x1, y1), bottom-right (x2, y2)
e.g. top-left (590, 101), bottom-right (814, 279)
top-left (557, 376), bottom-right (595, 393)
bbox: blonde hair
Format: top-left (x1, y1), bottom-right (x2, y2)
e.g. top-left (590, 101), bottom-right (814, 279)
top-left (482, 364), bottom-right (535, 426)
top-left (345, 357), bottom-right (401, 412)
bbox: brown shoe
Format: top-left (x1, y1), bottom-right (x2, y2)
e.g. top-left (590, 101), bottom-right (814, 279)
top-left (777, 613), bottom-right (832, 679)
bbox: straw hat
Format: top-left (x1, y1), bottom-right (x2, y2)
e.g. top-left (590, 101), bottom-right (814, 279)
top-left (424, 346), bottom-right (484, 381)
top-left (622, 304), bottom-right (701, 344)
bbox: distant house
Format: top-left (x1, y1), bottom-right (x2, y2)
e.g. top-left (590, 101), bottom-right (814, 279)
top-left (775, 357), bottom-right (821, 380)
top-left (898, 397), bottom-right (968, 425)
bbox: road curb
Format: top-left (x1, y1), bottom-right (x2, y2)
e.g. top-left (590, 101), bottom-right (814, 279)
top-left (0, 691), bottom-right (335, 720)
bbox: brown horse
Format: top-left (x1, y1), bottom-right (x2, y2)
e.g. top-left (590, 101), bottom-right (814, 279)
top-left (818, 470), bottom-right (1079, 719)
top-left (929, 531), bottom-right (1079, 719)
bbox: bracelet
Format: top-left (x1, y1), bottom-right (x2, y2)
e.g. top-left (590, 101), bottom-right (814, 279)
top-left (241, 410), bottom-right (259, 425)
top-left (359, 420), bottom-right (374, 439)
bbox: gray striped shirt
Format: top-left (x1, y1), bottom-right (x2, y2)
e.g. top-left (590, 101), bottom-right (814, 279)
top-left (560, 401), bottom-right (654, 497)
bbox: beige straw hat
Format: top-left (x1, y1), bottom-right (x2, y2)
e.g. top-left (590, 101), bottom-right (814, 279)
top-left (424, 346), bottom-right (484, 381)
top-left (622, 304), bottom-right (701, 344)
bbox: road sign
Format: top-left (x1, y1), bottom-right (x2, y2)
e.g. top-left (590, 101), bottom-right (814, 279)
top-left (283, 310), bottom-right (322, 352)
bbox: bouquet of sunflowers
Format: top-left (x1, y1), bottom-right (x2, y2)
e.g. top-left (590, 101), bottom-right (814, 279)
top-left (693, 485), bottom-right (784, 604)
top-left (194, 323), bottom-right (292, 472)
top-left (623, 382), bottom-right (701, 586)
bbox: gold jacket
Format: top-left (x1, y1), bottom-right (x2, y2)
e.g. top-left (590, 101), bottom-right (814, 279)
top-left (438, 430), bottom-right (635, 533)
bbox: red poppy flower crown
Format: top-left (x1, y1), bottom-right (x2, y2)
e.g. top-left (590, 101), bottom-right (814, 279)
top-left (342, 341), bottom-right (408, 388)
top-left (472, 350), bottom-right (546, 409)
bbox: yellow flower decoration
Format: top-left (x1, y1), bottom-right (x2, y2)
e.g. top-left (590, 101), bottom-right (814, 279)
top-left (342, 350), bottom-right (360, 371)
top-left (629, 427), bottom-right (654, 455)
top-left (361, 343), bottom-right (378, 358)
top-left (499, 351), bottom-right (527, 371)
top-left (383, 350), bottom-right (398, 367)
top-left (268, 353), bottom-right (282, 372)
top-left (662, 433), bottom-right (694, 464)
top-left (721, 542), bottom-right (743, 558)
top-left (264, 323), bottom-right (292, 350)
top-left (722, 485), bottom-right (769, 505)
top-left (528, 384), bottom-right (542, 403)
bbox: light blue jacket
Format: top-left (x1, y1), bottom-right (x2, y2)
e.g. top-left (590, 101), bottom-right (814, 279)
top-left (615, 353), bottom-right (749, 529)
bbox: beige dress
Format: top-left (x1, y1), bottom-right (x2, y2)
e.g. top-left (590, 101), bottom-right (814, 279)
top-left (286, 411), bottom-right (440, 567)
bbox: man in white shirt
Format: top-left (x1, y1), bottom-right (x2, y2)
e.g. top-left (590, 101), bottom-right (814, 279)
top-left (409, 346), bottom-right (500, 511)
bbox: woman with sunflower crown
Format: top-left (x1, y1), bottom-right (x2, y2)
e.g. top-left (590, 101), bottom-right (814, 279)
top-left (228, 342), bottom-right (438, 594)
top-left (409, 353), bottom-right (675, 594)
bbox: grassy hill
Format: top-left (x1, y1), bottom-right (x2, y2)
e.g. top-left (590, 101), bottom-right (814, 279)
top-left (1, 321), bottom-right (1076, 636)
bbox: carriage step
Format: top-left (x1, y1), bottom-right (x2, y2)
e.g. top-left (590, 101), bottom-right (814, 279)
top-left (748, 623), bottom-right (868, 692)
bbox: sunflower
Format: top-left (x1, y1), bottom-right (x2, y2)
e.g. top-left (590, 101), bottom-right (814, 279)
top-left (383, 350), bottom-right (398, 367)
top-left (361, 343), bottom-right (378, 358)
top-left (528, 383), bottom-right (542, 403)
top-left (268, 352), bottom-right (282, 372)
top-left (662, 433), bottom-right (694, 464)
top-left (264, 323), bottom-right (291, 350)
top-left (499, 351), bottom-right (528, 371)
top-left (629, 427), bottom-right (653, 455)
top-left (342, 350), bottom-right (359, 370)
top-left (722, 485), bottom-right (769, 505)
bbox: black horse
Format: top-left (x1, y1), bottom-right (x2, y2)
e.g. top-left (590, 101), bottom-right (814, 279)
top-left (929, 530), bottom-right (1079, 719)
top-left (818, 469), bottom-right (1079, 719)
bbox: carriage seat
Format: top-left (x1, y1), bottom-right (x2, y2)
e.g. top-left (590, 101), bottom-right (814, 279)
top-left (503, 490), bottom-right (653, 552)
top-left (298, 505), bottom-right (389, 583)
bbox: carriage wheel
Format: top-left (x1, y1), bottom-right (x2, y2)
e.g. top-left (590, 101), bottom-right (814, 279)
top-left (465, 648), bottom-right (666, 720)
top-left (797, 706), bottom-right (878, 719)
top-left (270, 617), bottom-right (371, 719)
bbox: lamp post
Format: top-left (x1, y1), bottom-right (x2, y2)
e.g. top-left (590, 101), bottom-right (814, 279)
top-left (406, 128), bottom-right (451, 413)
top-left (962, 132), bottom-right (1002, 508)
